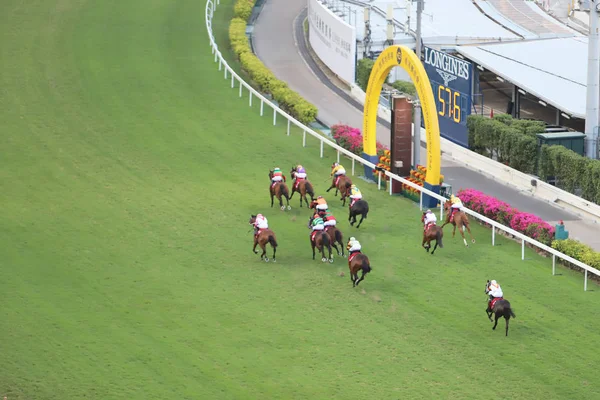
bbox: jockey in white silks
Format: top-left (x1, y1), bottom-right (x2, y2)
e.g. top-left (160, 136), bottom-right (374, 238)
top-left (347, 237), bottom-right (362, 254)
top-left (253, 214), bottom-right (269, 236)
top-left (322, 209), bottom-right (336, 227)
top-left (315, 196), bottom-right (328, 212)
top-left (271, 167), bottom-right (285, 183)
top-left (486, 280), bottom-right (503, 300)
top-left (423, 209), bottom-right (437, 231)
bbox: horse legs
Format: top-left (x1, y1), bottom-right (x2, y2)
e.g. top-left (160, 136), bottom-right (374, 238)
top-left (464, 221), bottom-right (476, 244)
top-left (311, 239), bottom-right (316, 260)
top-left (356, 213), bottom-right (365, 228)
top-left (486, 308), bottom-right (493, 322)
top-left (493, 313), bottom-right (500, 331)
top-left (355, 271), bottom-right (366, 286)
top-left (505, 316), bottom-right (510, 336)
top-left (253, 239), bottom-right (259, 254)
top-left (270, 191), bottom-right (274, 208)
top-left (271, 242), bottom-right (277, 262)
top-left (259, 242), bottom-right (268, 261)
top-left (431, 240), bottom-right (439, 255)
top-left (331, 242), bottom-right (341, 256)
top-left (457, 224), bottom-right (469, 247)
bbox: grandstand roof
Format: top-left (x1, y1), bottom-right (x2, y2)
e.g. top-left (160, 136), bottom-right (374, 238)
top-left (456, 37), bottom-right (587, 118)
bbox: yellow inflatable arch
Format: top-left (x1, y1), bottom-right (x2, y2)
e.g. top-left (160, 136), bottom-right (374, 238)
top-left (361, 45), bottom-right (441, 202)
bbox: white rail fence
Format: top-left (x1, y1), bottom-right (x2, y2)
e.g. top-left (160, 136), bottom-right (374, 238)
top-left (205, 0), bottom-right (600, 290)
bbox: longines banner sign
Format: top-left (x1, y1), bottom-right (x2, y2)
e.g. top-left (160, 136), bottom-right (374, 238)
top-left (308, 0), bottom-right (356, 84)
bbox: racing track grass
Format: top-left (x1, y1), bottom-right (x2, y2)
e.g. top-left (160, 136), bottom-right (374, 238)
top-left (1, 0), bottom-right (599, 399)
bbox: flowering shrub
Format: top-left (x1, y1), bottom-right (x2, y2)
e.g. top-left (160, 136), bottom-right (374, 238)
top-left (373, 150), bottom-right (391, 181)
top-left (457, 189), bottom-right (555, 245)
top-left (331, 124), bottom-right (388, 156)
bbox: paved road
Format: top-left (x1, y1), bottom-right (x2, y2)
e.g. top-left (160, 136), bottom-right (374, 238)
top-left (252, 0), bottom-right (600, 251)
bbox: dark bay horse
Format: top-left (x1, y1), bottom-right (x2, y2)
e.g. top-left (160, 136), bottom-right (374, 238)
top-left (308, 200), bottom-right (345, 256)
top-left (249, 215), bottom-right (278, 262)
top-left (290, 166), bottom-right (315, 207)
top-left (343, 186), bottom-right (369, 228)
top-left (308, 218), bottom-right (333, 263)
top-left (347, 250), bottom-right (372, 287)
top-left (485, 280), bottom-right (516, 337)
top-left (421, 212), bottom-right (444, 255)
top-left (441, 201), bottom-right (475, 247)
top-left (268, 170), bottom-right (291, 211)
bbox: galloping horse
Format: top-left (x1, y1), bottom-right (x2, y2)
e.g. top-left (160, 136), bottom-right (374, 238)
top-left (343, 185), bottom-right (369, 228)
top-left (308, 200), bottom-right (345, 257)
top-left (308, 218), bottom-right (333, 263)
top-left (485, 280), bottom-right (516, 337)
top-left (421, 212), bottom-right (444, 255)
top-left (268, 170), bottom-right (291, 211)
top-left (290, 166), bottom-right (315, 207)
top-left (249, 215), bottom-right (278, 262)
top-left (441, 201), bottom-right (475, 247)
top-left (327, 173), bottom-right (352, 203)
top-left (347, 250), bottom-right (372, 287)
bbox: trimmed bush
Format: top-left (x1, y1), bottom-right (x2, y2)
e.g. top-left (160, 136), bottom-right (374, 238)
top-left (233, 0), bottom-right (254, 21)
top-left (356, 58), bottom-right (375, 91)
top-left (552, 239), bottom-right (600, 270)
top-left (390, 80), bottom-right (416, 97)
top-left (331, 124), bottom-right (387, 156)
top-left (458, 188), bottom-right (555, 245)
top-left (228, 0), bottom-right (317, 124)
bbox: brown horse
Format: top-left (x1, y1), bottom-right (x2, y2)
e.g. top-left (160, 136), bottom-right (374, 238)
top-left (249, 215), bottom-right (278, 262)
top-left (441, 201), bottom-right (475, 247)
top-left (327, 171), bottom-right (352, 203)
top-left (307, 218), bottom-right (333, 263)
top-left (421, 212), bottom-right (444, 255)
top-left (290, 166), bottom-right (315, 207)
top-left (347, 250), bottom-right (372, 287)
top-left (485, 281), bottom-right (516, 337)
top-left (268, 170), bottom-right (291, 211)
top-left (308, 201), bottom-right (345, 256)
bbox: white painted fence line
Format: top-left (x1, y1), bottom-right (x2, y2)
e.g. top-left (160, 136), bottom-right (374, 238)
top-left (205, 0), bottom-right (599, 290)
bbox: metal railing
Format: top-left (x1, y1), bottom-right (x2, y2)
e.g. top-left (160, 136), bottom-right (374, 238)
top-left (205, 0), bottom-right (599, 290)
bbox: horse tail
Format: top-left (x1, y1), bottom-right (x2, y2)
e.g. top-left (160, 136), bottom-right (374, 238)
top-left (334, 228), bottom-right (342, 244)
top-left (321, 231), bottom-right (331, 249)
top-left (436, 228), bottom-right (443, 248)
top-left (305, 181), bottom-right (314, 199)
top-left (279, 183), bottom-right (289, 198)
top-left (509, 308), bottom-right (516, 319)
top-left (361, 257), bottom-right (372, 274)
top-left (268, 235), bottom-right (277, 248)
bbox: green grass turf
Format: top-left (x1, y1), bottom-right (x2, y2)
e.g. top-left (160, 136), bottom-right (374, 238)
top-left (1, 0), bottom-right (600, 399)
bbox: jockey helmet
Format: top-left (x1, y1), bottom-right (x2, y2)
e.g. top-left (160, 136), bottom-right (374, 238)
top-left (491, 280), bottom-right (497, 285)
top-left (317, 195), bottom-right (323, 199)
top-left (333, 162), bottom-right (339, 167)
top-left (297, 164), bottom-right (303, 169)
top-left (426, 209), bottom-right (432, 214)
top-left (257, 213), bottom-right (263, 218)
top-left (349, 237), bottom-right (356, 242)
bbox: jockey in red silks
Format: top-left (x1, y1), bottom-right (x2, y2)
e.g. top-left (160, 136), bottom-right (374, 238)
top-left (271, 167), bottom-right (286, 188)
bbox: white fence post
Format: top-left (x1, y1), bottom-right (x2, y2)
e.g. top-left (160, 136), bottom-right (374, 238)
top-left (260, 100), bottom-right (264, 116)
top-left (378, 173), bottom-right (381, 190)
top-left (352, 158), bottom-right (355, 176)
top-left (552, 254), bottom-right (556, 276)
top-left (231, 74), bottom-right (234, 88)
top-left (303, 130), bottom-right (306, 147)
top-left (585, 270), bottom-right (588, 291)
top-left (419, 191), bottom-right (423, 211)
top-left (320, 140), bottom-right (324, 158)
top-left (287, 120), bottom-right (290, 136)
top-left (218, 59), bottom-right (222, 71)
top-left (389, 178), bottom-right (392, 195)
top-left (440, 202), bottom-right (444, 221)
top-left (224, 68), bottom-right (227, 79)
top-left (337, 150), bottom-right (340, 163)
top-left (492, 227), bottom-right (495, 246)
top-left (249, 92), bottom-right (253, 107)
top-left (522, 239), bottom-right (525, 260)
top-left (273, 109), bottom-right (277, 125)
top-left (239, 82), bottom-right (243, 97)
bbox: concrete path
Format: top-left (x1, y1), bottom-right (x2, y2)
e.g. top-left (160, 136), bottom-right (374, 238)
top-left (252, 0), bottom-right (600, 251)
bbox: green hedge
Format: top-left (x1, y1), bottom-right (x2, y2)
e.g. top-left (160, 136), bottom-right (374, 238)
top-left (467, 114), bottom-right (541, 174)
top-left (552, 239), bottom-right (600, 270)
top-left (390, 80), bottom-right (416, 97)
top-left (227, 1), bottom-right (317, 124)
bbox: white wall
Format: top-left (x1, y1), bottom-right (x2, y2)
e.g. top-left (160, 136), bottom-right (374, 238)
top-left (308, 0), bottom-right (357, 85)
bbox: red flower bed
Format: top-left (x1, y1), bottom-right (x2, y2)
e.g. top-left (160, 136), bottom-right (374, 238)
top-left (457, 189), bottom-right (555, 245)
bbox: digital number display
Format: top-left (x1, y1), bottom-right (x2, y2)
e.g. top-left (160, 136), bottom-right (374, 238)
top-left (423, 47), bottom-right (473, 148)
